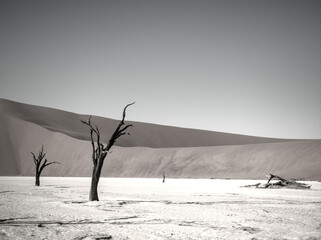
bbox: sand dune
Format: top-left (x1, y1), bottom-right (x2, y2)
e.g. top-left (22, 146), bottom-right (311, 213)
top-left (0, 98), bottom-right (294, 147)
top-left (0, 98), bottom-right (320, 180)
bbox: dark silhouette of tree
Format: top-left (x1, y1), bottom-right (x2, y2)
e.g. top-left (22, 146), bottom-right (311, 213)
top-left (81, 102), bottom-right (135, 201)
top-left (31, 145), bottom-right (60, 186)
top-left (162, 171), bottom-right (166, 183)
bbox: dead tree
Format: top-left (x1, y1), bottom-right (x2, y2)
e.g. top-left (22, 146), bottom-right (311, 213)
top-left (81, 102), bottom-right (135, 201)
top-left (31, 145), bottom-right (60, 186)
top-left (242, 173), bottom-right (311, 189)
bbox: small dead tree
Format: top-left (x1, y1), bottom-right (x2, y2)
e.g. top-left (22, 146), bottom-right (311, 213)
top-left (81, 102), bottom-right (135, 201)
top-left (31, 145), bottom-right (60, 186)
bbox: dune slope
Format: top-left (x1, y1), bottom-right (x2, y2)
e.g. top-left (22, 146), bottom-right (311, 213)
top-left (0, 98), bottom-right (293, 148)
top-left (0, 98), bottom-right (320, 180)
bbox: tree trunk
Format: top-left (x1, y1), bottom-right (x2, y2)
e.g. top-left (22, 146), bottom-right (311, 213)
top-left (89, 165), bottom-right (100, 201)
top-left (35, 172), bottom-right (40, 186)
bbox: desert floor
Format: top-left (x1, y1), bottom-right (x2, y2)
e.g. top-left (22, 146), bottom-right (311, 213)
top-left (0, 177), bottom-right (320, 240)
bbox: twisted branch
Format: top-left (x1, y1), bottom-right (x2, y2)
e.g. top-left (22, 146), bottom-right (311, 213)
top-left (106, 102), bottom-right (135, 151)
top-left (81, 116), bottom-right (102, 165)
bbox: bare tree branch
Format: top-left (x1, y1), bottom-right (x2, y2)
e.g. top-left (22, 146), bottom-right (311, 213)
top-left (81, 117), bottom-right (99, 136)
top-left (122, 102), bottom-right (135, 122)
top-left (40, 161), bottom-right (60, 174)
top-left (81, 116), bottom-right (103, 165)
top-left (31, 152), bottom-right (37, 165)
top-left (44, 162), bottom-right (60, 167)
top-left (39, 159), bottom-right (47, 173)
top-left (39, 145), bottom-right (46, 159)
top-left (118, 124), bottom-right (133, 135)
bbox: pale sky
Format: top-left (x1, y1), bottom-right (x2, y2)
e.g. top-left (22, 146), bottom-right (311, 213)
top-left (0, 0), bottom-right (320, 139)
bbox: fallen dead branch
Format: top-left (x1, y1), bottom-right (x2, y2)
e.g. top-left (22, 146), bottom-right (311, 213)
top-left (242, 174), bottom-right (311, 189)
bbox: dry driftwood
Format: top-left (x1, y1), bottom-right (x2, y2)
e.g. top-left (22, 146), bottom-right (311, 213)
top-left (243, 174), bottom-right (311, 189)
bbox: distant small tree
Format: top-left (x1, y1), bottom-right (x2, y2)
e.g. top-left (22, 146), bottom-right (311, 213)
top-left (31, 145), bottom-right (60, 186)
top-left (162, 171), bottom-right (166, 183)
top-left (81, 102), bottom-right (135, 201)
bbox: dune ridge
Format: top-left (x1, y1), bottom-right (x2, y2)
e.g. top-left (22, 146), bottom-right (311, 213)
top-left (0, 98), bottom-right (320, 180)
